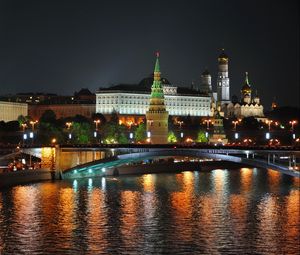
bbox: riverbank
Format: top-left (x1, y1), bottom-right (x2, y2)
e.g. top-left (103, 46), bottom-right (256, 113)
top-left (0, 169), bottom-right (58, 189)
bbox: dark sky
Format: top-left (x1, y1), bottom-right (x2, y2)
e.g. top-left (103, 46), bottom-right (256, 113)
top-left (0, 0), bottom-right (299, 108)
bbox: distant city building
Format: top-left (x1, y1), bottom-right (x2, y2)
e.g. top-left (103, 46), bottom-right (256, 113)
top-left (146, 53), bottom-right (169, 144)
top-left (0, 101), bottom-right (28, 122)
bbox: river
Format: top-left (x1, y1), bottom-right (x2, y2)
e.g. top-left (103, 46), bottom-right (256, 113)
top-left (0, 167), bottom-right (299, 254)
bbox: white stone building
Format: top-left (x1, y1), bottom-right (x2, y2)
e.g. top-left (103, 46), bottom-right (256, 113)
top-left (96, 78), bottom-right (211, 117)
top-left (0, 101), bottom-right (28, 122)
top-left (225, 72), bottom-right (264, 119)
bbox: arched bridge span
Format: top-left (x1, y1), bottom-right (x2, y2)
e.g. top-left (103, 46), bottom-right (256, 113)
top-left (62, 148), bottom-right (300, 179)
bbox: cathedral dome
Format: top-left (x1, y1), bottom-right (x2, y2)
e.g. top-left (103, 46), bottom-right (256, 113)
top-left (202, 69), bottom-right (210, 76)
top-left (218, 49), bottom-right (228, 64)
top-left (241, 72), bottom-right (252, 94)
top-left (139, 75), bottom-right (171, 88)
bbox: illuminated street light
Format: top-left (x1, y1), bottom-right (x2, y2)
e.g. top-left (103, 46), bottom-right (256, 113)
top-left (180, 132), bottom-right (184, 138)
top-left (232, 120), bottom-right (239, 131)
top-left (23, 134), bottom-right (28, 140)
top-left (30, 120), bottom-right (38, 131)
top-left (51, 138), bottom-right (57, 144)
top-left (289, 120), bottom-right (297, 131)
top-left (178, 121), bottom-right (184, 129)
top-left (265, 120), bottom-right (273, 131)
top-left (203, 119), bottom-right (212, 130)
top-left (66, 122), bottom-right (72, 129)
top-left (94, 119), bottom-right (101, 131)
top-left (266, 132), bottom-right (270, 140)
top-left (21, 123), bottom-right (27, 132)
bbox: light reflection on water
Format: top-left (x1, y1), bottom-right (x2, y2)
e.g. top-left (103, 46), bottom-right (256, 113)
top-left (0, 168), bottom-right (299, 255)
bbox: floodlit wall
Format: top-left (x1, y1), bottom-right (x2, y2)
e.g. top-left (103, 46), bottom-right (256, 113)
top-left (0, 101), bottom-right (28, 122)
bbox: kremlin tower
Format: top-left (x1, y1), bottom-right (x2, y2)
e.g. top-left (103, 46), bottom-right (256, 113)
top-left (146, 53), bottom-right (169, 144)
top-left (217, 49), bottom-right (230, 105)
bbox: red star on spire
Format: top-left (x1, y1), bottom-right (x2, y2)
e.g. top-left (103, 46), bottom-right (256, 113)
top-left (156, 51), bottom-right (160, 57)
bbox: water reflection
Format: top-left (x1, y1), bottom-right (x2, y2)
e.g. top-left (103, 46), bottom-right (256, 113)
top-left (0, 168), bottom-right (299, 254)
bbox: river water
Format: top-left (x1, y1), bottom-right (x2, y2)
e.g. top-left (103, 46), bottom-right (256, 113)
top-left (0, 168), bottom-right (299, 255)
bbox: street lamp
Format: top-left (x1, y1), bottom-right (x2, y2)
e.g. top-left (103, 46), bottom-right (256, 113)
top-left (289, 120), bottom-right (297, 131)
top-left (94, 120), bottom-right (101, 131)
top-left (232, 120), bottom-right (239, 131)
top-left (203, 119), bottom-right (212, 130)
top-left (21, 123), bottom-right (27, 132)
top-left (30, 120), bottom-right (38, 131)
top-left (265, 120), bottom-right (273, 131)
top-left (178, 121), bottom-right (183, 129)
top-left (66, 122), bottom-right (72, 129)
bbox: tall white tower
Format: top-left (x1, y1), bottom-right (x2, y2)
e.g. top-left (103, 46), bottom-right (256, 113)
top-left (217, 49), bottom-right (230, 105)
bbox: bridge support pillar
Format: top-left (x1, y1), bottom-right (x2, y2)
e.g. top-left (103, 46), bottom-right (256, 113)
top-left (289, 156), bottom-right (291, 168)
top-left (273, 154), bottom-right (275, 164)
top-left (268, 154), bottom-right (270, 164)
top-left (252, 153), bottom-right (255, 159)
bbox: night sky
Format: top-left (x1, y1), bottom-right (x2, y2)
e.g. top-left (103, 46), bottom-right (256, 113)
top-left (0, 0), bottom-right (299, 108)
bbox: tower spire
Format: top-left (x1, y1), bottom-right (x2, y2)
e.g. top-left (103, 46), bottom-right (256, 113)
top-left (150, 52), bottom-right (164, 100)
top-left (245, 72), bottom-right (249, 85)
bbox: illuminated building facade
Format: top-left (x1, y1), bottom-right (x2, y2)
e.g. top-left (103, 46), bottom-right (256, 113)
top-left (0, 101), bottom-right (28, 122)
top-left (226, 72), bottom-right (264, 119)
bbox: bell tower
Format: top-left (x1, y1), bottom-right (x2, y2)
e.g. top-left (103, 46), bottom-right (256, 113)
top-left (217, 49), bottom-right (230, 105)
top-left (146, 52), bottom-right (169, 144)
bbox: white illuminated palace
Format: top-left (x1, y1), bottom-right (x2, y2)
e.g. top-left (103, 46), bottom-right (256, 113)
top-left (96, 80), bottom-right (211, 117)
top-left (96, 50), bottom-right (265, 120)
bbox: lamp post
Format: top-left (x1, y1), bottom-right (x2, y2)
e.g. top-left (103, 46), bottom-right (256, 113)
top-left (66, 122), bottom-right (72, 129)
top-left (30, 120), bottom-right (38, 131)
top-left (93, 120), bottom-right (101, 143)
top-left (66, 122), bottom-right (73, 142)
top-left (94, 120), bottom-right (101, 131)
top-left (178, 121), bottom-right (183, 129)
top-left (289, 120), bottom-right (297, 132)
top-left (232, 120), bottom-right (239, 131)
top-left (29, 120), bottom-right (38, 145)
top-left (265, 120), bottom-right (273, 131)
top-left (203, 119), bottom-right (212, 130)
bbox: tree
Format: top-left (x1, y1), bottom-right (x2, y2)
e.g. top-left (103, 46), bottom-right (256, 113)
top-left (92, 113), bottom-right (106, 124)
top-left (71, 122), bottom-right (92, 144)
top-left (110, 110), bottom-right (119, 125)
top-left (168, 131), bottom-right (177, 143)
top-left (40, 110), bottom-right (57, 124)
top-left (17, 115), bottom-right (31, 127)
top-left (196, 130), bottom-right (208, 143)
top-left (134, 123), bottom-right (146, 142)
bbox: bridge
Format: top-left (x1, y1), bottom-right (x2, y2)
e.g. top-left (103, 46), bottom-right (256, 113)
top-left (16, 145), bottom-right (300, 179)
